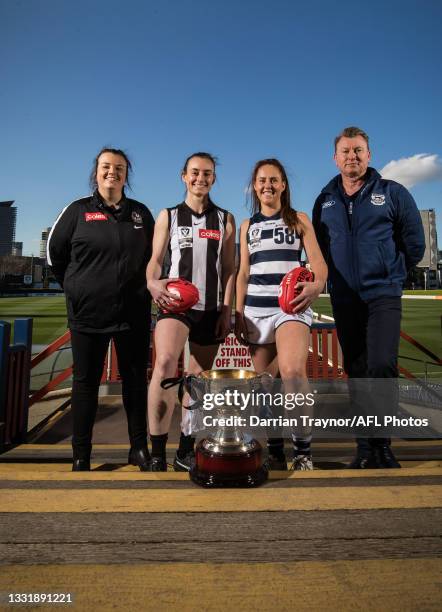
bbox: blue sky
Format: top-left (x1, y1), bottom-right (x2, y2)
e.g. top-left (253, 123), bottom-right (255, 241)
top-left (1, 0), bottom-right (442, 255)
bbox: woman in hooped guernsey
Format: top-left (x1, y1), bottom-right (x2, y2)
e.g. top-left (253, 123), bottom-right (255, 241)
top-left (146, 152), bottom-right (236, 471)
top-left (47, 148), bottom-right (155, 471)
top-left (235, 159), bottom-right (327, 470)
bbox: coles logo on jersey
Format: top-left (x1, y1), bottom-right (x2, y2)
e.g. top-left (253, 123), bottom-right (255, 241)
top-left (199, 229), bottom-right (221, 240)
top-left (85, 212), bottom-right (108, 222)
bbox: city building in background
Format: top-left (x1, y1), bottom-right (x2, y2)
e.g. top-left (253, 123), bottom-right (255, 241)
top-left (0, 201), bottom-right (17, 256)
top-left (417, 209), bottom-right (439, 288)
top-left (11, 242), bottom-right (23, 257)
top-left (418, 210), bottom-right (438, 269)
top-left (0, 255), bottom-right (49, 291)
top-left (40, 227), bottom-right (51, 260)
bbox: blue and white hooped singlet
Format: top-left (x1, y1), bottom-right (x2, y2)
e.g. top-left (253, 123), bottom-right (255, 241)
top-left (245, 211), bottom-right (302, 317)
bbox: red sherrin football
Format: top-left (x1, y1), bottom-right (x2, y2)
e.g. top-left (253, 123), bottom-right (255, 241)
top-left (165, 279), bottom-right (199, 313)
top-left (278, 267), bottom-right (315, 314)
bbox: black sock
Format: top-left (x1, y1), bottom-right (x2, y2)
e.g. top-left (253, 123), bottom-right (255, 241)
top-left (150, 433), bottom-right (168, 458)
top-left (267, 438), bottom-right (285, 460)
top-left (370, 437), bottom-right (391, 447)
top-left (177, 433), bottom-right (195, 458)
top-left (293, 438), bottom-right (311, 456)
top-left (357, 437), bottom-right (373, 453)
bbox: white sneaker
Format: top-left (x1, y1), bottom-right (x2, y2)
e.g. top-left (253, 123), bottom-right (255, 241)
top-left (292, 455), bottom-right (314, 471)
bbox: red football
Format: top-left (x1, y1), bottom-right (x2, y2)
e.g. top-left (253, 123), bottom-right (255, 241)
top-left (164, 279), bottom-right (199, 313)
top-left (278, 267), bottom-right (315, 314)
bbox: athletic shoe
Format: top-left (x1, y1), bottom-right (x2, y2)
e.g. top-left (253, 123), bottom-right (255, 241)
top-left (347, 451), bottom-right (377, 469)
top-left (292, 455), bottom-right (314, 471)
top-left (266, 454), bottom-right (288, 471)
top-left (372, 445), bottom-right (401, 468)
top-left (173, 450), bottom-right (195, 472)
top-left (149, 457), bottom-right (168, 472)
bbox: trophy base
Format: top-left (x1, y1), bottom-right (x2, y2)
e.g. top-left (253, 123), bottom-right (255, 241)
top-left (190, 439), bottom-right (269, 488)
top-left (190, 465), bottom-right (268, 488)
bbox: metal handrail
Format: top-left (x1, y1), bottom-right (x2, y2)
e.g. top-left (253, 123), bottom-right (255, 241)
top-left (313, 310), bottom-right (441, 380)
top-left (30, 329), bottom-right (71, 368)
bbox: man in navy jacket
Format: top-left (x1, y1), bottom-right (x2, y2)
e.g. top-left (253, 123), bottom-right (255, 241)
top-left (313, 126), bottom-right (425, 468)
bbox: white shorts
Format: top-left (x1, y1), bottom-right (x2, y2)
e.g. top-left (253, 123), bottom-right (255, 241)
top-left (244, 307), bottom-right (313, 345)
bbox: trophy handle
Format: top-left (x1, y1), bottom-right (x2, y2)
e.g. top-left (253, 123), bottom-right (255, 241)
top-left (160, 375), bottom-right (202, 406)
top-left (160, 376), bottom-right (184, 390)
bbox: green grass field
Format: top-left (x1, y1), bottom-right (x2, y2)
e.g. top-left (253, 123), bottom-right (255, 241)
top-left (0, 295), bottom-right (440, 376)
top-left (0, 297), bottom-right (68, 345)
top-left (403, 289), bottom-right (442, 295)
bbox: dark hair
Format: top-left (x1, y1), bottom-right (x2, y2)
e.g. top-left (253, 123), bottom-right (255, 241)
top-left (334, 126), bottom-right (369, 151)
top-left (181, 151), bottom-right (218, 175)
top-left (248, 158), bottom-right (298, 230)
top-left (89, 147), bottom-right (133, 191)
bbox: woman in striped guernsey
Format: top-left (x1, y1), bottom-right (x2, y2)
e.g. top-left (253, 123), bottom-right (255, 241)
top-left (146, 152), bottom-right (236, 471)
top-left (235, 159), bottom-right (327, 470)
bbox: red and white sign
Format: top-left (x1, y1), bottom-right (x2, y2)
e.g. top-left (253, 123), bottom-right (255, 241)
top-left (85, 212), bottom-right (108, 222)
top-left (199, 229), bottom-right (221, 240)
top-left (214, 333), bottom-right (252, 370)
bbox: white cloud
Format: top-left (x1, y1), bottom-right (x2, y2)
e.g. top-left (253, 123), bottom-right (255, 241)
top-left (380, 154), bottom-right (442, 188)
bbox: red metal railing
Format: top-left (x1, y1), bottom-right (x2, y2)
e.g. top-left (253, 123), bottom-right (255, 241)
top-left (398, 331), bottom-right (442, 379)
top-left (29, 330), bottom-right (72, 406)
top-left (28, 324), bottom-right (183, 406)
top-left (313, 311), bottom-right (441, 380)
top-left (5, 317), bottom-right (441, 419)
top-left (308, 324), bottom-right (344, 379)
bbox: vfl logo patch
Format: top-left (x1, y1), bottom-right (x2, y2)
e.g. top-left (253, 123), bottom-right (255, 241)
top-left (249, 226), bottom-right (262, 250)
top-left (322, 200), bottom-right (335, 209)
top-left (371, 194), bottom-right (385, 206)
top-left (199, 229), bottom-right (221, 240)
top-left (85, 212), bottom-right (107, 222)
top-left (131, 211), bottom-right (143, 224)
top-left (178, 226), bottom-right (193, 249)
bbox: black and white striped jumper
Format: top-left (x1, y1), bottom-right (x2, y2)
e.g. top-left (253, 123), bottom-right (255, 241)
top-left (166, 201), bottom-right (228, 311)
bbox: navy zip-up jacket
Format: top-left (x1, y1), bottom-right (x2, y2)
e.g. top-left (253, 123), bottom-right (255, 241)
top-left (312, 168), bottom-right (425, 304)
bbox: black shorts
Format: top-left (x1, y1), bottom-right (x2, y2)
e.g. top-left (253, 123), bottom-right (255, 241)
top-left (156, 308), bottom-right (220, 346)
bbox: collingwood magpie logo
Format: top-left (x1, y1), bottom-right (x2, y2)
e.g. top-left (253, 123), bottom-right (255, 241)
top-left (131, 211), bottom-right (143, 225)
top-left (322, 200), bottom-right (335, 209)
top-left (371, 194), bottom-right (385, 206)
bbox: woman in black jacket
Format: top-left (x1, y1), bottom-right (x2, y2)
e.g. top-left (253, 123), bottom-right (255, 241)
top-left (48, 147), bottom-right (154, 471)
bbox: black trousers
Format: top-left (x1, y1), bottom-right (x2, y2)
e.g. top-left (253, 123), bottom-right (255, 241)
top-left (333, 296), bottom-right (402, 447)
top-left (70, 328), bottom-right (150, 458)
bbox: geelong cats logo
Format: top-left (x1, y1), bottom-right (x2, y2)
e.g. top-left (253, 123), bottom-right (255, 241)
top-left (371, 194), bottom-right (386, 205)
